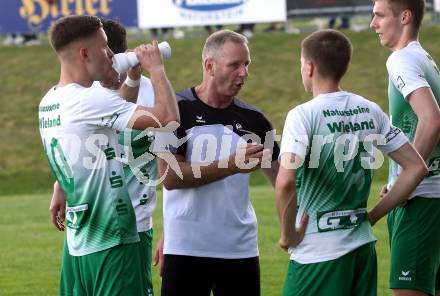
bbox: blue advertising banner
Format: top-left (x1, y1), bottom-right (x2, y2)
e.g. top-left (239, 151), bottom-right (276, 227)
top-left (0, 0), bottom-right (138, 34)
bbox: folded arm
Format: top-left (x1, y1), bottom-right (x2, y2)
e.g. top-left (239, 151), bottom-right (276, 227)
top-left (369, 143), bottom-right (428, 225)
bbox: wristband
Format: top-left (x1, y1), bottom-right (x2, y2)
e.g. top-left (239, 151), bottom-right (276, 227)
top-left (124, 76), bottom-right (141, 88)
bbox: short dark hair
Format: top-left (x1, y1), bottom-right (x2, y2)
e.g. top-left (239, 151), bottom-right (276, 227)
top-left (101, 19), bottom-right (127, 54)
top-left (373, 0), bottom-right (425, 31)
top-left (301, 29), bottom-right (352, 82)
top-left (49, 15), bottom-right (102, 52)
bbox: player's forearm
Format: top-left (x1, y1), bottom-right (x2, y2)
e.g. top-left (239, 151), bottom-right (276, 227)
top-left (412, 119), bottom-right (440, 160)
top-left (120, 64), bottom-right (142, 103)
top-left (284, 194), bottom-right (302, 246)
top-left (369, 163), bottom-right (427, 225)
top-left (159, 158), bottom-right (237, 190)
top-left (119, 83), bottom-right (139, 103)
top-left (53, 181), bottom-right (60, 192)
top-left (276, 185), bottom-right (301, 246)
top-left (262, 162), bottom-right (279, 188)
top-left (275, 182), bottom-right (289, 223)
top-left (52, 181), bottom-right (66, 204)
top-left (149, 68), bottom-right (180, 125)
top-left (49, 181), bottom-right (67, 231)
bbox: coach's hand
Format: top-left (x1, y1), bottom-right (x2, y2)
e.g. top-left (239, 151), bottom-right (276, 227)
top-left (153, 232), bottom-right (165, 277)
top-left (49, 181), bottom-right (66, 231)
top-left (230, 143), bottom-right (267, 173)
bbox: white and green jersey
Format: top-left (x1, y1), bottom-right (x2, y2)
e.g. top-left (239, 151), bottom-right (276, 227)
top-left (39, 84), bottom-right (139, 256)
top-left (386, 41), bottom-right (440, 199)
top-left (117, 76), bottom-right (157, 232)
top-left (280, 91), bottom-right (408, 264)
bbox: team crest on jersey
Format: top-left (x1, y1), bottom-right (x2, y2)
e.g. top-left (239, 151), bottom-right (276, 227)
top-left (66, 204), bottom-right (89, 229)
top-left (396, 76), bottom-right (406, 90)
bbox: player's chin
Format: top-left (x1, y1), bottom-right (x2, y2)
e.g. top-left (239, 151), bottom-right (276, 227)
top-left (378, 35), bottom-right (388, 46)
top-left (231, 83), bottom-right (243, 94)
top-left (228, 90), bottom-right (240, 97)
top-left (380, 39), bottom-right (390, 48)
top-left (105, 70), bottom-right (119, 83)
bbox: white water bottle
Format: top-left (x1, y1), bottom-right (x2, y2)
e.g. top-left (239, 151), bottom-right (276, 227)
top-left (112, 41), bottom-right (171, 74)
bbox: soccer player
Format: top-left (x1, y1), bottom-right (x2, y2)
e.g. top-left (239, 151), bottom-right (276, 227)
top-left (40, 15), bottom-right (178, 295)
top-left (104, 18), bottom-right (158, 296)
top-left (153, 29), bottom-right (280, 296)
top-left (50, 19), bottom-right (160, 296)
top-left (370, 1), bottom-right (440, 295)
top-left (276, 29), bottom-right (427, 296)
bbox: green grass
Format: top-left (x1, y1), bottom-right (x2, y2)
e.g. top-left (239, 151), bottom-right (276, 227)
top-left (1, 26), bottom-right (440, 194)
top-left (0, 184), bottom-right (392, 296)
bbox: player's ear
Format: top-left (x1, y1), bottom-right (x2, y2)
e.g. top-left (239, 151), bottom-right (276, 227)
top-left (307, 61), bottom-right (314, 77)
top-left (204, 57), bottom-right (215, 77)
top-left (401, 9), bottom-right (412, 25)
top-left (79, 47), bottom-right (88, 61)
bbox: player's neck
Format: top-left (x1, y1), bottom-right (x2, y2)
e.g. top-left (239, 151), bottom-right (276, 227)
top-left (391, 30), bottom-right (418, 51)
top-left (58, 63), bottom-right (93, 88)
top-left (58, 59), bottom-right (93, 87)
top-left (312, 79), bottom-right (341, 98)
top-left (194, 83), bottom-right (233, 109)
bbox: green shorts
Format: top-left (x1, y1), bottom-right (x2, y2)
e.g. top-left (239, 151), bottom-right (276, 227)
top-left (59, 230), bottom-right (154, 296)
top-left (387, 197), bottom-right (440, 295)
top-left (283, 242), bottom-right (377, 296)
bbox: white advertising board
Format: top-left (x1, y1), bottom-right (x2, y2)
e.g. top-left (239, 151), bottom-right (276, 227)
top-left (137, 0), bottom-right (286, 28)
top-left (435, 0), bottom-right (440, 12)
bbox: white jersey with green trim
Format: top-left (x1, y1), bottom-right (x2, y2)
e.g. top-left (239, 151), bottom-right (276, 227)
top-left (39, 83), bottom-right (139, 256)
top-left (386, 41), bottom-right (440, 199)
top-left (280, 91), bottom-right (408, 264)
top-left (117, 76), bottom-right (158, 232)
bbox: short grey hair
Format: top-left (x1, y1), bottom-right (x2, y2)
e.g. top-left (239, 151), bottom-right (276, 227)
top-left (202, 29), bottom-right (248, 60)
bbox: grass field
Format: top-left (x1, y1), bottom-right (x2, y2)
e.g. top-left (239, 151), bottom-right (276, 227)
top-left (0, 184), bottom-right (392, 296)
